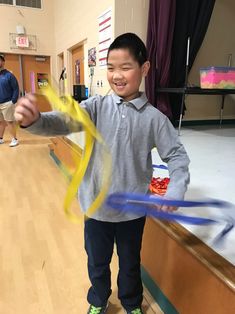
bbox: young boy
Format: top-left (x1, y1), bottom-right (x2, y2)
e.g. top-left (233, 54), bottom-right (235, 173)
top-left (15, 33), bottom-right (190, 314)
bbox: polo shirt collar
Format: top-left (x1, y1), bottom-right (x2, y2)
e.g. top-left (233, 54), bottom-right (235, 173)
top-left (112, 92), bottom-right (148, 110)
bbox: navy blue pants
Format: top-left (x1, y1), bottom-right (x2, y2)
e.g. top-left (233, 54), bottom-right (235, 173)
top-left (84, 216), bottom-right (146, 311)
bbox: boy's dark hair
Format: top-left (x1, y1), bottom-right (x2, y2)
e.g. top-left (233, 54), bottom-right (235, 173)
top-left (0, 55), bottom-right (5, 62)
top-left (107, 33), bottom-right (147, 66)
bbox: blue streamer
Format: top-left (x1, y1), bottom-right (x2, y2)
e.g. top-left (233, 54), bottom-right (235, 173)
top-left (106, 192), bottom-right (235, 245)
top-left (152, 164), bottom-right (168, 170)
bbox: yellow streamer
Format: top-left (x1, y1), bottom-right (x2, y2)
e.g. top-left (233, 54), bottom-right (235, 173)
top-left (42, 84), bottom-right (112, 223)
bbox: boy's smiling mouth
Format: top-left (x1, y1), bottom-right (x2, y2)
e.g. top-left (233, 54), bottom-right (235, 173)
top-left (114, 82), bottom-right (126, 86)
top-left (114, 83), bottom-right (126, 92)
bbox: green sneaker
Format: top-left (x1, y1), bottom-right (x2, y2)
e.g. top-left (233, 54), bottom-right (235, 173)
top-left (87, 303), bottom-right (108, 314)
top-left (126, 307), bottom-right (144, 314)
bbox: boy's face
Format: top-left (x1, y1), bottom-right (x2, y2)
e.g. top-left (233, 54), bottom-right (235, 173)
top-left (107, 48), bottom-right (149, 101)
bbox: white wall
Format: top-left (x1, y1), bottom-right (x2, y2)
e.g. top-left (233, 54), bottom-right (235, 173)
top-left (114, 0), bottom-right (149, 41)
top-left (114, 0), bottom-right (149, 91)
top-left (0, 1), bottom-right (55, 56)
top-left (53, 0), bottom-right (115, 95)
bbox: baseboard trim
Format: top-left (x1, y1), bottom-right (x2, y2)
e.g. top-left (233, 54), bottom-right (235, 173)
top-left (141, 266), bottom-right (179, 314)
top-left (49, 150), bottom-right (72, 180)
top-left (173, 119), bottom-right (235, 127)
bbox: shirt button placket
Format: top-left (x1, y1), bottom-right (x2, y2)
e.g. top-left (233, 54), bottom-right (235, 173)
top-left (122, 102), bottom-right (127, 119)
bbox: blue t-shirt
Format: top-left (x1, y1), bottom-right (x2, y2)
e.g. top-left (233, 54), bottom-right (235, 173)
top-left (0, 69), bottom-right (19, 104)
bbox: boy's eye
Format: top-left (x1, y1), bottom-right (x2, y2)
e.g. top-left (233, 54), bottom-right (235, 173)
top-left (107, 68), bottom-right (114, 71)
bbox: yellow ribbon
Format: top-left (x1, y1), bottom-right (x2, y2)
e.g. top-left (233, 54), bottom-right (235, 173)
top-left (42, 84), bottom-right (112, 223)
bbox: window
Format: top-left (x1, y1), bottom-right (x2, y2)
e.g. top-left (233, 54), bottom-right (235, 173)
top-left (0, 0), bottom-right (42, 8)
top-left (16, 0), bottom-right (41, 9)
top-left (0, 0), bottom-right (13, 4)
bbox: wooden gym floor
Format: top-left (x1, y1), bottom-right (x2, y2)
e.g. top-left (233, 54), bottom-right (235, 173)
top-left (0, 128), bottom-right (162, 314)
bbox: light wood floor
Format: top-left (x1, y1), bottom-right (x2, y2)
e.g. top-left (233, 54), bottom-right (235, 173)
top-left (0, 129), bottom-right (163, 314)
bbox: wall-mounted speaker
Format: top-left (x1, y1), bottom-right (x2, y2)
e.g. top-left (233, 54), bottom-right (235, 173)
top-left (16, 25), bottom-right (25, 35)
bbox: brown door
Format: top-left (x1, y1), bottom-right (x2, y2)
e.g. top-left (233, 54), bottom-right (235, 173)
top-left (22, 55), bottom-right (51, 111)
top-left (22, 55), bottom-right (50, 94)
top-left (2, 53), bottom-right (51, 111)
top-left (72, 45), bottom-right (84, 85)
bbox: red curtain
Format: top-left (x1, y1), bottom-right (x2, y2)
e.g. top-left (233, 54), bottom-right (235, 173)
top-left (145, 0), bottom-right (176, 118)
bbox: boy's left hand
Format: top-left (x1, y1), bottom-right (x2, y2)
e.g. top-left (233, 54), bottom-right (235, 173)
top-left (150, 197), bottom-right (178, 212)
top-left (159, 205), bottom-right (178, 212)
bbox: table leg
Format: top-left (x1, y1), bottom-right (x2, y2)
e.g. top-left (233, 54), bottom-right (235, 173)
top-left (220, 95), bottom-right (226, 127)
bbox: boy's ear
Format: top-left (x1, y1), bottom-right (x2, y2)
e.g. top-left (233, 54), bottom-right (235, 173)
top-left (142, 61), bottom-right (150, 77)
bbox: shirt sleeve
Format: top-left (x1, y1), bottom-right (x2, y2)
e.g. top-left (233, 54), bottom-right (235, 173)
top-left (153, 116), bottom-right (190, 200)
top-left (80, 95), bottom-right (99, 124)
top-left (25, 111), bottom-right (84, 136)
top-left (24, 96), bottom-right (100, 136)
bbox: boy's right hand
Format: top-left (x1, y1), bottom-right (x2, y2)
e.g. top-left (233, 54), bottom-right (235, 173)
top-left (15, 94), bottom-right (40, 127)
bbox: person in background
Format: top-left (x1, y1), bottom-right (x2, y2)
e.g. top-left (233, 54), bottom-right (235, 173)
top-left (0, 55), bottom-right (19, 147)
top-left (14, 33), bottom-right (190, 314)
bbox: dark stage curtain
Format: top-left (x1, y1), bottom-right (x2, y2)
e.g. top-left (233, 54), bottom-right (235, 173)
top-left (169, 0), bottom-right (216, 121)
top-left (145, 0), bottom-right (176, 118)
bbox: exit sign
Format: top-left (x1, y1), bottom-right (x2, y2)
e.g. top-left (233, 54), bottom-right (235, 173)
top-left (16, 36), bottom-right (29, 48)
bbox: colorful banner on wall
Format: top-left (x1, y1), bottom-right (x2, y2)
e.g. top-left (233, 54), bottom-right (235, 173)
top-left (98, 8), bottom-right (112, 67)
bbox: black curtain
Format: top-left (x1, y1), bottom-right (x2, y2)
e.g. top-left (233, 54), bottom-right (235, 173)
top-left (169, 0), bottom-right (216, 121)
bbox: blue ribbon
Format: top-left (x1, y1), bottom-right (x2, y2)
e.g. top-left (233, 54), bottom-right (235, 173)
top-left (152, 164), bottom-right (168, 170)
top-left (106, 193), bottom-right (235, 245)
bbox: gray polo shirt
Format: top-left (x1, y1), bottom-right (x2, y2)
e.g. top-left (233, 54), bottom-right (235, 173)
top-left (27, 92), bottom-right (190, 222)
